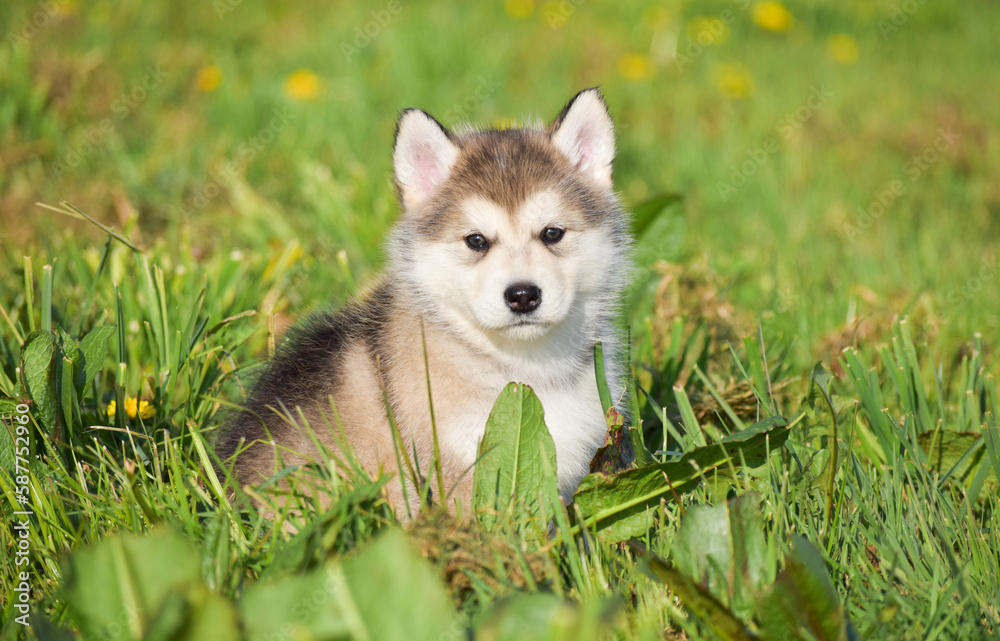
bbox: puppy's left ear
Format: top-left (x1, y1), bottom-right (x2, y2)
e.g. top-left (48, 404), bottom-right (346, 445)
top-left (549, 88), bottom-right (616, 189)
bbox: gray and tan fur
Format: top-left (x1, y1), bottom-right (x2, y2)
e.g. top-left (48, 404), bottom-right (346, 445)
top-left (218, 88), bottom-right (631, 515)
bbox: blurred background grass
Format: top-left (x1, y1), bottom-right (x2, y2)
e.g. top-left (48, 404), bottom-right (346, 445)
top-left (3, 2), bottom-right (1000, 637)
top-left (1, 0), bottom-right (998, 372)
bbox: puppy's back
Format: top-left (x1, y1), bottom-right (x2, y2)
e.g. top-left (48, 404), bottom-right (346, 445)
top-left (217, 283), bottom-right (394, 486)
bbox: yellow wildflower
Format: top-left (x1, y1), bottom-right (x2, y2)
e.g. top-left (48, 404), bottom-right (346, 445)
top-left (827, 33), bottom-right (859, 64)
top-left (715, 62), bottom-right (755, 99)
top-left (752, 1), bottom-right (794, 33)
top-left (618, 53), bottom-right (654, 82)
top-left (505, 0), bottom-right (534, 19)
top-left (195, 65), bottom-right (222, 93)
top-left (493, 118), bottom-right (519, 130)
top-left (283, 69), bottom-right (322, 101)
top-left (107, 398), bottom-right (155, 420)
top-left (686, 16), bottom-right (730, 45)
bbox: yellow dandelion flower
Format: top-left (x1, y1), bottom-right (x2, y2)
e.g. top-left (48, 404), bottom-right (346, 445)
top-left (715, 62), bottom-right (755, 99)
top-left (686, 16), bottom-right (730, 45)
top-left (505, 0), bottom-right (534, 19)
top-left (106, 397), bottom-right (155, 420)
top-left (618, 53), bottom-right (654, 82)
top-left (752, 1), bottom-right (794, 33)
top-left (283, 69), bottom-right (322, 101)
top-left (493, 118), bottom-right (520, 130)
top-left (827, 33), bottom-right (859, 64)
top-left (195, 65), bottom-right (222, 93)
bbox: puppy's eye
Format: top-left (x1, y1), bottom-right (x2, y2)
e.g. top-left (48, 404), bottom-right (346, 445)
top-left (541, 227), bottom-right (565, 245)
top-left (465, 233), bottom-right (490, 251)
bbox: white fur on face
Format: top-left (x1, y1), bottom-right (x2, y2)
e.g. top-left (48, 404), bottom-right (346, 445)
top-left (408, 189), bottom-right (615, 350)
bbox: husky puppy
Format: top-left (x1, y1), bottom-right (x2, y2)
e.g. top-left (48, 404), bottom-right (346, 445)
top-left (218, 88), bottom-right (631, 515)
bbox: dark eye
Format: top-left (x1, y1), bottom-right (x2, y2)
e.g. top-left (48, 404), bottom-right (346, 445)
top-left (541, 227), bottom-right (565, 245)
top-left (465, 233), bottom-right (490, 251)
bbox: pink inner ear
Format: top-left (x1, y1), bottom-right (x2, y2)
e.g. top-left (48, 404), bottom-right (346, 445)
top-left (572, 125), bottom-right (595, 170)
top-left (414, 145), bottom-right (443, 197)
top-left (575, 137), bottom-right (592, 170)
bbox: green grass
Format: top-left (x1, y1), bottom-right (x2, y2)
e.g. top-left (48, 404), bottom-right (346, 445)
top-left (2, 0), bottom-right (999, 638)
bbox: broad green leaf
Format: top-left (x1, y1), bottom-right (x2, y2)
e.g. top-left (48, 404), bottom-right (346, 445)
top-left (342, 528), bottom-right (460, 641)
top-left (146, 587), bottom-right (239, 641)
top-left (477, 593), bottom-right (618, 641)
top-left (631, 192), bottom-right (684, 239)
top-left (19, 330), bottom-right (58, 435)
top-left (634, 195), bottom-right (686, 267)
top-left (918, 430), bottom-right (996, 487)
top-left (630, 542), bottom-right (756, 641)
top-left (60, 528), bottom-right (210, 641)
top-left (672, 495), bottom-right (769, 621)
top-left (672, 503), bottom-right (733, 587)
top-left (241, 564), bottom-right (357, 641)
top-left (245, 529), bottom-right (459, 641)
top-left (574, 416), bottom-right (790, 541)
top-left (77, 323), bottom-right (116, 392)
top-left (474, 382), bottom-right (558, 531)
top-left (758, 535), bottom-right (855, 641)
top-left (57, 329), bottom-right (80, 371)
top-left (728, 494), bottom-right (769, 597)
top-left (810, 361), bottom-right (835, 404)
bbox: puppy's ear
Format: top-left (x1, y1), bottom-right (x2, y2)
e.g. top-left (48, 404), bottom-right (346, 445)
top-left (549, 88), bottom-right (616, 189)
top-left (393, 109), bottom-right (459, 208)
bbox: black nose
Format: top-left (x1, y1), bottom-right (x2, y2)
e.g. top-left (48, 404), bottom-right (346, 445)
top-left (504, 283), bottom-right (541, 314)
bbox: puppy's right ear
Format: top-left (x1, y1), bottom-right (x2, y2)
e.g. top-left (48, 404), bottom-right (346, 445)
top-left (393, 109), bottom-right (459, 208)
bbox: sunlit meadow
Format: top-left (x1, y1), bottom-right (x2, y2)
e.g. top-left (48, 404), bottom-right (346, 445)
top-left (1, 1), bottom-right (998, 639)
